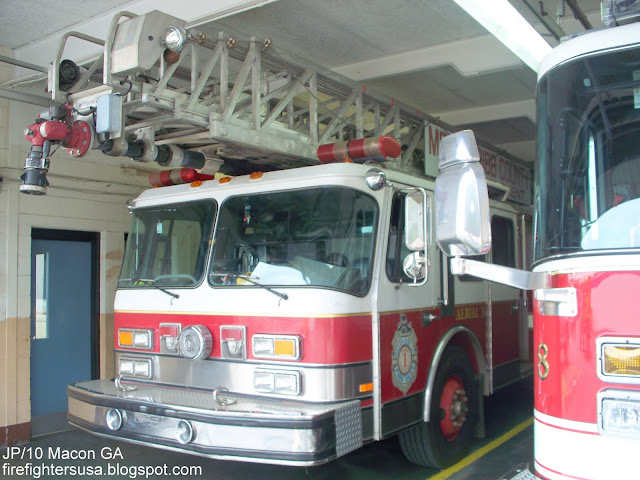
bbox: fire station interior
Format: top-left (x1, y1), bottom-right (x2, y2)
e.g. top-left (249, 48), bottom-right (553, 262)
top-left (0, 1), bottom-right (614, 479)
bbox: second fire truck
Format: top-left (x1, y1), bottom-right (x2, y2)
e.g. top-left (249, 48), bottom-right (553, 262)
top-left (433, 4), bottom-right (640, 478)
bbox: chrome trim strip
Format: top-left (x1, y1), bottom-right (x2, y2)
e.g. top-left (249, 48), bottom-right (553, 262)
top-left (533, 252), bottom-right (640, 273)
top-left (115, 352), bottom-right (372, 402)
top-left (370, 187), bottom-right (390, 441)
top-left (116, 349), bottom-right (371, 369)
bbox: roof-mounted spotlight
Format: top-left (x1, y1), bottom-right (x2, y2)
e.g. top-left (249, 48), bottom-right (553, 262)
top-left (163, 25), bottom-right (189, 52)
top-left (161, 25), bottom-right (205, 64)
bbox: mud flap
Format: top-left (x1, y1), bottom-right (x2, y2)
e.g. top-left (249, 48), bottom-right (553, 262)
top-left (473, 374), bottom-right (485, 438)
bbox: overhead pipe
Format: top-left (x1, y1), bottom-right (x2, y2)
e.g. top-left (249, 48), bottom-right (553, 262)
top-left (0, 88), bottom-right (58, 107)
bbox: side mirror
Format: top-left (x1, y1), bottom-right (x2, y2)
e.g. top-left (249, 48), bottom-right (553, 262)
top-left (434, 130), bottom-right (491, 257)
top-left (403, 252), bottom-right (427, 281)
top-left (403, 188), bottom-right (430, 285)
top-left (404, 189), bottom-right (430, 250)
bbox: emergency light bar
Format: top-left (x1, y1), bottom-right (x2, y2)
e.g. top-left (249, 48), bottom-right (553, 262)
top-left (149, 168), bottom-right (214, 187)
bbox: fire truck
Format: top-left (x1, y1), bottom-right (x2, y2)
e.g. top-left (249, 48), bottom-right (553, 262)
top-left (62, 159), bottom-right (531, 468)
top-left (16, 9), bottom-right (533, 468)
top-left (433, 5), bottom-right (640, 479)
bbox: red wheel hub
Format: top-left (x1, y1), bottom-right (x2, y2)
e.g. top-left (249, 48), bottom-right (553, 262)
top-left (439, 375), bottom-right (469, 440)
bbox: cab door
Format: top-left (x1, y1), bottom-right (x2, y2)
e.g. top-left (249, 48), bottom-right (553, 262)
top-left (375, 188), bottom-right (441, 437)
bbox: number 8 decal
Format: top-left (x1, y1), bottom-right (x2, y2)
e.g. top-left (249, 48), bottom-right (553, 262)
top-left (538, 343), bottom-right (549, 380)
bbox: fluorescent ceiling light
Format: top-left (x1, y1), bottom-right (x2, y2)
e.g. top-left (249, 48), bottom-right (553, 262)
top-left (452, 0), bottom-right (552, 72)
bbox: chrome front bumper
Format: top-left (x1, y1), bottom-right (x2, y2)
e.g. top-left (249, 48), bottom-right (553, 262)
top-left (67, 380), bottom-right (363, 466)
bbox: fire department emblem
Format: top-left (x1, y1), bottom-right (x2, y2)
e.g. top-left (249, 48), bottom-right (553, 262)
top-left (392, 314), bottom-right (418, 395)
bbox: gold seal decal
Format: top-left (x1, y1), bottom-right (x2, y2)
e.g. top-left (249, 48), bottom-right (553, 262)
top-left (392, 314), bottom-right (418, 395)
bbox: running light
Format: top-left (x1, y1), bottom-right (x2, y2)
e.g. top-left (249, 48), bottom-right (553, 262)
top-left (160, 323), bottom-right (181, 353)
top-left (452, 0), bottom-right (552, 72)
top-left (220, 326), bottom-right (246, 360)
top-left (118, 331), bottom-right (133, 346)
top-left (603, 345), bottom-right (640, 377)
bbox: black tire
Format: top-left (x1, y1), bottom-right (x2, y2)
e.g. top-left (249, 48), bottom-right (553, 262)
top-left (399, 345), bottom-right (478, 468)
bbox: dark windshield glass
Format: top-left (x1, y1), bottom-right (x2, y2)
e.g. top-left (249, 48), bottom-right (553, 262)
top-left (119, 201), bottom-right (216, 288)
top-left (534, 45), bottom-right (640, 262)
top-left (209, 187), bottom-right (378, 295)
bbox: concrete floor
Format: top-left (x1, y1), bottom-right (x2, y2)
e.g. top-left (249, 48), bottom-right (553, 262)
top-left (1, 380), bottom-right (534, 480)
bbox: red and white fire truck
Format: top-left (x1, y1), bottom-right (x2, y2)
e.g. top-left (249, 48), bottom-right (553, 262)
top-left (16, 9), bottom-right (535, 468)
top-left (434, 6), bottom-right (640, 479)
top-left (64, 159), bottom-right (529, 467)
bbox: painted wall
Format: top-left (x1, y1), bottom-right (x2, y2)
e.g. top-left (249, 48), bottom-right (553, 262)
top-left (0, 46), bottom-right (148, 445)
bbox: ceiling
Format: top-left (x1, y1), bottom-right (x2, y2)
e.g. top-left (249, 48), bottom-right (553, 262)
top-left (0, 0), bottom-right (605, 166)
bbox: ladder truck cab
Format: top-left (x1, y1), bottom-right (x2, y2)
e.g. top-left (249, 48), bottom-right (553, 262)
top-left (433, 4), bottom-right (640, 479)
top-left (67, 157), bottom-right (530, 467)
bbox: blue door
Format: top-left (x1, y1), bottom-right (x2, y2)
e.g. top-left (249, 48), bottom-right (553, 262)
top-left (30, 237), bottom-right (94, 434)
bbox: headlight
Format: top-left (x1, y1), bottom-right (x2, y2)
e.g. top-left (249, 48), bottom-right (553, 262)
top-left (134, 331), bottom-right (151, 348)
top-left (118, 357), bottom-right (153, 379)
top-left (599, 390), bottom-right (640, 436)
top-left (252, 335), bottom-right (300, 360)
top-left (119, 359), bottom-right (134, 375)
top-left (118, 329), bottom-right (153, 350)
top-left (254, 369), bottom-right (301, 396)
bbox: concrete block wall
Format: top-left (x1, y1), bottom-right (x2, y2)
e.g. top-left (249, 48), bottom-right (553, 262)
top-left (0, 46), bottom-right (149, 446)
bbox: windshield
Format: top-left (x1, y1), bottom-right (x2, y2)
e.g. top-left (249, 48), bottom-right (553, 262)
top-left (119, 201), bottom-right (216, 288)
top-left (209, 187), bottom-right (378, 295)
top-left (534, 44), bottom-right (640, 262)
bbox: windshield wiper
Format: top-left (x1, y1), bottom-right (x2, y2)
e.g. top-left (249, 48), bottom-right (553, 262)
top-left (211, 273), bottom-right (288, 301)
top-left (124, 277), bottom-right (180, 300)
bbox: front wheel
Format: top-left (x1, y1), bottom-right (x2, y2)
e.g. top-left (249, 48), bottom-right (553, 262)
top-left (399, 345), bottom-right (478, 468)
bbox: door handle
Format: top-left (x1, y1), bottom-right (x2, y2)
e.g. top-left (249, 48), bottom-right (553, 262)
top-left (422, 312), bottom-right (439, 327)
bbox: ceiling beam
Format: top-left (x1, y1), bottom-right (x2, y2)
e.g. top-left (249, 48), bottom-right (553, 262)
top-left (331, 34), bottom-right (522, 81)
top-left (495, 140), bottom-right (535, 164)
top-left (433, 99), bottom-right (536, 126)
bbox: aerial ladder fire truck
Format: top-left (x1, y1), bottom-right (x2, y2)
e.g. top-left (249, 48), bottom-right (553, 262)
top-left (433, 2), bottom-right (640, 478)
top-left (16, 10), bottom-right (533, 468)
